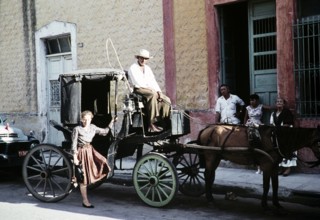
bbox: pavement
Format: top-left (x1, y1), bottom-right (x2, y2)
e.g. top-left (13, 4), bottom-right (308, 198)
top-left (211, 166), bottom-right (320, 207)
top-left (110, 157), bottom-right (320, 208)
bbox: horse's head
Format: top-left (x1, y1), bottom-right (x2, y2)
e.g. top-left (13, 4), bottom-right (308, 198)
top-left (275, 126), bottom-right (320, 166)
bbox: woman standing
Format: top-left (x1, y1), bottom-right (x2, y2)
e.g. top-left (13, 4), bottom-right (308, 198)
top-left (72, 110), bottom-right (116, 208)
top-left (270, 97), bottom-right (296, 176)
top-left (244, 94), bottom-right (273, 174)
top-left (244, 94), bottom-right (272, 126)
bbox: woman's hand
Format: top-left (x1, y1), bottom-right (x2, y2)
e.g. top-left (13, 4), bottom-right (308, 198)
top-left (73, 155), bottom-right (80, 165)
top-left (157, 91), bottom-right (163, 102)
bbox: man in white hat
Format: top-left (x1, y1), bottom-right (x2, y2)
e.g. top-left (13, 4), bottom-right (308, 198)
top-left (128, 49), bottom-right (171, 132)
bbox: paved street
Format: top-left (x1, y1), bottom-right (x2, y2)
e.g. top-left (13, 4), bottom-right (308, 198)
top-left (1, 166), bottom-right (320, 220)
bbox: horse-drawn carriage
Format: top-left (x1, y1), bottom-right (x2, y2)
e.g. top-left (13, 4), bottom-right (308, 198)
top-left (22, 68), bottom-right (320, 211)
top-left (22, 68), bottom-right (204, 207)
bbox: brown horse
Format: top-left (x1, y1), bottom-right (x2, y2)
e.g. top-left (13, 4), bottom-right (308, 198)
top-left (197, 124), bottom-right (320, 210)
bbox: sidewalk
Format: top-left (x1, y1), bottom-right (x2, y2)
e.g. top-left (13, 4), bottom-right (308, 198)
top-left (213, 166), bottom-right (320, 207)
top-left (111, 159), bottom-right (320, 207)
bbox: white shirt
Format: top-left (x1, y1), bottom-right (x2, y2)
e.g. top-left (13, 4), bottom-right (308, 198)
top-left (215, 94), bottom-right (245, 124)
top-left (128, 62), bottom-right (161, 92)
top-left (245, 104), bottom-right (263, 126)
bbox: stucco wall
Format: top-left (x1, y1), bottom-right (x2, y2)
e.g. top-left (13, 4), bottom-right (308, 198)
top-left (173, 0), bottom-right (209, 110)
top-left (0, 0), bottom-right (36, 113)
top-left (35, 0), bottom-right (165, 90)
top-left (0, 0), bottom-right (166, 141)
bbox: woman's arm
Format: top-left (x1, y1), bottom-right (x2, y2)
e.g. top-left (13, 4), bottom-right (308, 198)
top-left (71, 128), bottom-right (79, 165)
top-left (262, 104), bottom-right (276, 111)
top-left (95, 116), bottom-right (118, 135)
top-left (243, 109), bottom-right (248, 124)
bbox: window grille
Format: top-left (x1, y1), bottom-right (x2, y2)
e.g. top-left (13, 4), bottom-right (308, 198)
top-left (50, 80), bottom-right (60, 107)
top-left (293, 16), bottom-right (320, 118)
top-left (253, 17), bottom-right (277, 70)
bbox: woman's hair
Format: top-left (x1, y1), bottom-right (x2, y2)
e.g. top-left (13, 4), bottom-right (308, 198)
top-left (81, 110), bottom-right (93, 119)
top-left (276, 97), bottom-right (287, 105)
top-left (249, 94), bottom-right (259, 101)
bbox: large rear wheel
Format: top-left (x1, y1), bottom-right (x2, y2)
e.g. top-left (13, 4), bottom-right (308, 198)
top-left (22, 144), bottom-right (73, 202)
top-left (133, 152), bottom-right (178, 207)
top-left (174, 150), bottom-right (205, 197)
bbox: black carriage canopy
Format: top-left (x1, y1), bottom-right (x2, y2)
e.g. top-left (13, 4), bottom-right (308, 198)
top-left (59, 68), bottom-right (125, 127)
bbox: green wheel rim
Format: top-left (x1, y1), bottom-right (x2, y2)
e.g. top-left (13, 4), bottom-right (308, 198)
top-left (22, 144), bottom-right (72, 202)
top-left (133, 152), bottom-right (178, 207)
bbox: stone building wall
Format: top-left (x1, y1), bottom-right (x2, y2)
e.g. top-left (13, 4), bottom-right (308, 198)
top-left (35, 0), bottom-right (165, 88)
top-left (0, 0), bottom-right (166, 141)
top-left (173, 0), bottom-right (209, 110)
top-left (0, 0), bottom-right (36, 113)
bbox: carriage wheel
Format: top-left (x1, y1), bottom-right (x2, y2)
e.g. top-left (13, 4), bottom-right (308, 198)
top-left (133, 152), bottom-right (178, 207)
top-left (22, 144), bottom-right (73, 202)
top-left (174, 150), bottom-right (205, 197)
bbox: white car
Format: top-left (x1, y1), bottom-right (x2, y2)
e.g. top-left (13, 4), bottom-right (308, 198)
top-left (0, 116), bottom-right (39, 167)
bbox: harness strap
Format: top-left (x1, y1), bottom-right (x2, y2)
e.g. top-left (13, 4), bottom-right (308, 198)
top-left (220, 126), bottom-right (236, 151)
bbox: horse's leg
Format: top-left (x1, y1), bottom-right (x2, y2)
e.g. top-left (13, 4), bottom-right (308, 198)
top-left (261, 168), bottom-right (271, 209)
top-left (271, 166), bottom-right (282, 209)
top-left (204, 152), bottom-right (220, 202)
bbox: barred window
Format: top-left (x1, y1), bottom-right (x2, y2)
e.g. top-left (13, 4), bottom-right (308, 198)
top-left (50, 80), bottom-right (60, 107)
top-left (293, 16), bottom-right (320, 117)
top-left (253, 17), bottom-right (277, 70)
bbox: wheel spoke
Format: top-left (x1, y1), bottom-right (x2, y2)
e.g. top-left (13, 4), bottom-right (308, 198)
top-left (175, 151), bottom-right (205, 197)
top-left (133, 153), bottom-right (177, 207)
top-left (22, 144), bottom-right (72, 202)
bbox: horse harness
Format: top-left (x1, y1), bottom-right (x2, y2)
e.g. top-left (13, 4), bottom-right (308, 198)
top-left (206, 125), bottom-right (236, 152)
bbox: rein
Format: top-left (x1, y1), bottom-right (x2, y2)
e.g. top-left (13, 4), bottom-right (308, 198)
top-left (272, 132), bottom-right (286, 158)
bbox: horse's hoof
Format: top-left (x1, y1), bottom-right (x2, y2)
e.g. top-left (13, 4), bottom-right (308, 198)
top-left (261, 201), bottom-right (268, 209)
top-left (206, 195), bottom-right (214, 203)
top-left (262, 206), bottom-right (273, 215)
top-left (273, 202), bottom-right (283, 209)
top-left (274, 205), bottom-right (287, 216)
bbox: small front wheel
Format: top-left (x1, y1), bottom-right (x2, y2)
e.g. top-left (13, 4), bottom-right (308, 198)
top-left (133, 152), bottom-right (178, 207)
top-left (22, 144), bottom-right (73, 202)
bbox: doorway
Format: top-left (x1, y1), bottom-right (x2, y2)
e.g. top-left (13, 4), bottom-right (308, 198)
top-left (218, 0), bottom-right (277, 124)
top-left (35, 21), bottom-right (77, 144)
top-left (219, 2), bottom-right (250, 122)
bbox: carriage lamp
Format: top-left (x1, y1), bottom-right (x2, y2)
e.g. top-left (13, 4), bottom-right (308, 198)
top-left (123, 95), bottom-right (135, 125)
top-left (29, 130), bottom-right (35, 136)
top-left (123, 95), bottom-right (134, 112)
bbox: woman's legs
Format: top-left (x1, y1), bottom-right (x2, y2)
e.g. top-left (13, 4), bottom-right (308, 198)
top-left (80, 183), bottom-right (92, 207)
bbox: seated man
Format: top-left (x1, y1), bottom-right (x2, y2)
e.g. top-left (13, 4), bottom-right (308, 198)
top-left (127, 49), bottom-right (171, 132)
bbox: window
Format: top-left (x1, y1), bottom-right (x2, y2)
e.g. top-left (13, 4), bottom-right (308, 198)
top-left (45, 36), bottom-right (71, 55)
top-left (293, 1), bottom-right (320, 118)
top-left (252, 15), bottom-right (276, 71)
